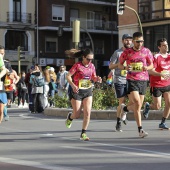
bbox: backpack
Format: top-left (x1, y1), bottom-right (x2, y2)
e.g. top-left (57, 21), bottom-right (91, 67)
top-left (34, 75), bottom-right (45, 87)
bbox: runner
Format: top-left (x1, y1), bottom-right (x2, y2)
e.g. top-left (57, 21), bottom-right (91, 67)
top-left (65, 48), bottom-right (102, 141)
top-left (143, 38), bottom-right (170, 130)
top-left (109, 34), bottom-right (133, 132)
top-left (118, 32), bottom-right (153, 138)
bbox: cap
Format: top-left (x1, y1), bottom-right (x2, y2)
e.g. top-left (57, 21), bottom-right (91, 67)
top-left (122, 34), bottom-right (132, 40)
top-left (50, 67), bottom-right (55, 72)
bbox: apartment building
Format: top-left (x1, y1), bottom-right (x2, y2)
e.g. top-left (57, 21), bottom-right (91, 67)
top-left (0, 0), bottom-right (35, 72)
top-left (118, 0), bottom-right (170, 52)
top-left (37, 0), bottom-right (118, 76)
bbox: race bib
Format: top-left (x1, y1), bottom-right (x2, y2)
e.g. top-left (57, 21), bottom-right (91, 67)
top-left (121, 61), bottom-right (127, 76)
top-left (79, 79), bottom-right (92, 89)
top-left (0, 81), bottom-right (4, 90)
top-left (161, 70), bottom-right (170, 80)
top-left (121, 70), bottom-right (127, 77)
top-left (130, 62), bottom-right (143, 72)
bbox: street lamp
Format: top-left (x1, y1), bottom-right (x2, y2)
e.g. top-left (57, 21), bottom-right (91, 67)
top-left (58, 20), bottom-right (94, 53)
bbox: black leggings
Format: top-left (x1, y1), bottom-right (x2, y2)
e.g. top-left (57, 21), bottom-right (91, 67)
top-left (32, 93), bottom-right (44, 113)
top-left (18, 89), bottom-right (27, 106)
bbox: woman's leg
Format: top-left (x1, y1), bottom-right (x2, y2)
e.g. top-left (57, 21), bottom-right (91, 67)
top-left (0, 103), bottom-right (5, 123)
top-left (22, 90), bottom-right (27, 106)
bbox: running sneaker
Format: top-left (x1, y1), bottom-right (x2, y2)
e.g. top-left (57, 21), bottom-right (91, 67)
top-left (4, 115), bottom-right (9, 121)
top-left (121, 103), bottom-right (127, 121)
top-left (80, 133), bottom-right (90, 141)
top-left (115, 123), bottom-right (123, 132)
top-left (139, 129), bottom-right (148, 138)
top-left (143, 102), bottom-right (150, 119)
top-left (159, 123), bottom-right (169, 130)
top-left (65, 112), bottom-right (72, 128)
top-left (122, 116), bottom-right (128, 125)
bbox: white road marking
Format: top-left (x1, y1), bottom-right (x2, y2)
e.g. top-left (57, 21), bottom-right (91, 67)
top-left (0, 157), bottom-right (82, 170)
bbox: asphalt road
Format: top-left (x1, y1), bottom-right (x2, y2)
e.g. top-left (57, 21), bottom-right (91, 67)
top-left (0, 107), bottom-right (170, 170)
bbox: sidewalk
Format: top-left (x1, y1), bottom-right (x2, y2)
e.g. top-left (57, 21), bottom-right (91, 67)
top-left (44, 107), bottom-right (164, 120)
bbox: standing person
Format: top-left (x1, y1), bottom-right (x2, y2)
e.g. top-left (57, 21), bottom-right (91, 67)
top-left (109, 34), bottom-right (133, 132)
top-left (25, 66), bottom-right (34, 112)
top-left (65, 48), bottom-right (102, 141)
top-left (143, 38), bottom-right (170, 129)
top-left (49, 67), bottom-right (57, 107)
top-left (30, 64), bottom-right (44, 113)
top-left (17, 71), bottom-right (27, 108)
top-left (118, 32), bottom-right (153, 138)
top-left (0, 53), bottom-right (8, 123)
top-left (43, 67), bottom-right (51, 108)
top-left (57, 65), bottom-right (69, 97)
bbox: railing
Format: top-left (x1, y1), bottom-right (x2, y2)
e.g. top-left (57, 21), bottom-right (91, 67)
top-left (7, 12), bottom-right (32, 24)
top-left (68, 0), bottom-right (116, 4)
top-left (70, 17), bottom-right (117, 31)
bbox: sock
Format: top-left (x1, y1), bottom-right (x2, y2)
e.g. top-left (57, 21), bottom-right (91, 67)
top-left (81, 129), bottom-right (86, 135)
top-left (117, 117), bottom-right (121, 124)
top-left (138, 126), bottom-right (142, 132)
top-left (123, 106), bottom-right (129, 112)
top-left (161, 117), bottom-right (166, 124)
top-left (68, 113), bottom-right (73, 121)
top-left (3, 105), bottom-right (7, 117)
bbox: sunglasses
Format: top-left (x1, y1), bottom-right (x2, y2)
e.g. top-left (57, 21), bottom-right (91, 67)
top-left (86, 58), bottom-right (93, 61)
top-left (134, 40), bottom-right (144, 43)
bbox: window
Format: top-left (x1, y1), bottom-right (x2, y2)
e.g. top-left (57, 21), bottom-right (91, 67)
top-left (45, 37), bottom-right (58, 53)
top-left (94, 40), bottom-right (104, 54)
top-left (52, 5), bottom-right (65, 21)
top-left (5, 30), bottom-right (28, 51)
top-left (139, 0), bottom-right (170, 21)
top-left (13, 0), bottom-right (21, 22)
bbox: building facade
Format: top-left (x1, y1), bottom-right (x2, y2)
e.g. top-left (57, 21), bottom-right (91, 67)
top-left (118, 0), bottom-right (170, 53)
top-left (37, 0), bottom-right (118, 76)
top-left (0, 0), bottom-right (35, 73)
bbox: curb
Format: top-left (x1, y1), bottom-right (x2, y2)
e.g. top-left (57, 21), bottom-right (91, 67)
top-left (44, 108), bottom-right (164, 120)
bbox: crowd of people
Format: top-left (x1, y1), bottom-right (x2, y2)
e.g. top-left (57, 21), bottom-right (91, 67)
top-left (1, 31), bottom-right (170, 141)
top-left (0, 44), bottom-right (70, 121)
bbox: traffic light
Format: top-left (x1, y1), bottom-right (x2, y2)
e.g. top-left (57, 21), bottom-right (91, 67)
top-left (117, 0), bottom-right (125, 15)
top-left (18, 46), bottom-right (25, 74)
top-left (18, 46), bottom-right (25, 60)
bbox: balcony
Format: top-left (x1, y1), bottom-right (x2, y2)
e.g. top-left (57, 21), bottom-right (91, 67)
top-left (68, 0), bottom-right (116, 6)
top-left (70, 17), bottom-right (117, 33)
top-left (7, 12), bottom-right (32, 24)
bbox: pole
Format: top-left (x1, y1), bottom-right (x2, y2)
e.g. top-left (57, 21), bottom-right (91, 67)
top-left (72, 20), bottom-right (80, 50)
top-left (18, 46), bottom-right (21, 74)
top-left (36, 0), bottom-right (39, 64)
top-left (125, 5), bottom-right (143, 35)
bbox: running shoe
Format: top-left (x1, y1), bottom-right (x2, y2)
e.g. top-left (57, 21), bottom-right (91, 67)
top-left (143, 102), bottom-right (150, 119)
top-left (122, 116), bottom-right (128, 125)
top-left (121, 103), bottom-right (127, 121)
top-left (159, 123), bottom-right (169, 130)
top-left (139, 129), bottom-right (148, 138)
top-left (65, 112), bottom-right (72, 128)
top-left (80, 133), bottom-right (90, 141)
top-left (115, 123), bottom-right (123, 132)
top-left (4, 115), bottom-right (9, 121)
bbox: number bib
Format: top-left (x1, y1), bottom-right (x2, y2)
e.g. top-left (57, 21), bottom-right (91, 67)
top-left (79, 79), bottom-right (92, 89)
top-left (0, 81), bottom-right (4, 90)
top-left (130, 62), bottom-right (143, 72)
top-left (161, 70), bottom-right (170, 80)
top-left (121, 70), bottom-right (127, 77)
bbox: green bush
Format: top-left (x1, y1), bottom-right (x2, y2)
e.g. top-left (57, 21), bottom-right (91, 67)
top-left (52, 86), bottom-right (165, 110)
